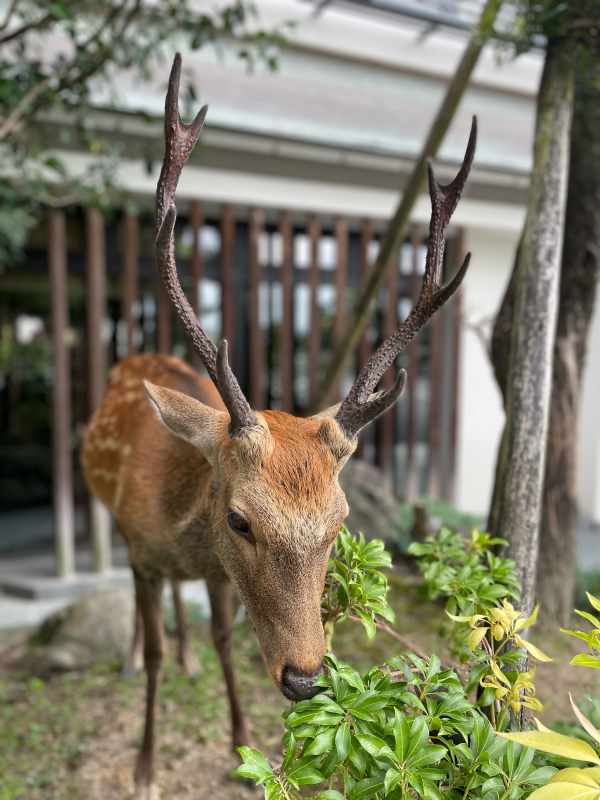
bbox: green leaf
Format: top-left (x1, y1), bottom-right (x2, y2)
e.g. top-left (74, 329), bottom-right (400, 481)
top-left (407, 717), bottom-right (430, 761)
top-left (571, 655), bottom-right (600, 669)
top-left (384, 767), bottom-right (403, 796)
top-left (497, 731), bottom-right (600, 765)
top-left (393, 709), bottom-right (410, 764)
top-left (349, 735), bottom-right (366, 776)
top-left (281, 733), bottom-right (297, 772)
top-left (406, 745), bottom-right (447, 769)
top-left (236, 747), bottom-right (276, 783)
top-left (293, 767), bottom-right (325, 786)
top-left (354, 733), bottom-right (394, 758)
top-left (356, 608), bottom-right (377, 640)
top-left (348, 776), bottom-right (386, 799)
top-left (304, 728), bottom-right (336, 756)
top-left (317, 792), bottom-right (346, 800)
top-left (335, 722), bottom-right (351, 762)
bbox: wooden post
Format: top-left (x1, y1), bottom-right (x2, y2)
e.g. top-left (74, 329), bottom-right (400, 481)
top-left (356, 220), bottom-right (373, 459)
top-left (49, 210), bottom-right (75, 579)
top-left (248, 208), bottom-right (265, 409)
top-left (332, 217), bottom-right (349, 401)
top-left (376, 245), bottom-right (398, 480)
top-left (279, 212), bottom-right (294, 414)
top-left (308, 215), bottom-right (321, 403)
top-left (405, 224), bottom-right (421, 501)
top-left (85, 206), bottom-right (111, 573)
top-left (189, 201), bottom-right (204, 371)
top-left (220, 205), bottom-right (236, 349)
top-left (123, 211), bottom-right (139, 358)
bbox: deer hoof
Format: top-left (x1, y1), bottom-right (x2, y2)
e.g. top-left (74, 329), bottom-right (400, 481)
top-left (133, 781), bottom-right (160, 800)
top-left (121, 663), bottom-right (142, 679)
top-left (179, 648), bottom-right (202, 678)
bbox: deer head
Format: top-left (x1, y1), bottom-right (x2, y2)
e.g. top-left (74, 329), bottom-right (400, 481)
top-left (145, 54), bottom-right (476, 701)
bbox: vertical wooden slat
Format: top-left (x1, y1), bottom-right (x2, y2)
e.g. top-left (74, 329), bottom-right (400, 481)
top-left (404, 224), bottom-right (421, 502)
top-left (448, 229), bottom-right (465, 504)
top-left (49, 211), bottom-right (75, 579)
top-left (122, 211), bottom-right (139, 358)
top-left (308, 215), bottom-right (321, 403)
top-left (85, 206), bottom-right (111, 573)
top-left (279, 211), bottom-right (294, 413)
top-left (156, 292), bottom-right (172, 353)
top-left (220, 204), bottom-right (236, 350)
top-left (332, 217), bottom-right (349, 401)
top-left (248, 208), bottom-right (265, 409)
top-left (376, 246), bottom-right (398, 480)
top-left (189, 200), bottom-right (204, 371)
top-left (356, 219), bottom-right (373, 460)
top-left (426, 291), bottom-right (443, 498)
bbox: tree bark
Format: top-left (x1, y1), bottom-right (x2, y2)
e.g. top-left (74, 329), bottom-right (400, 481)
top-left (491, 55), bottom-right (600, 627)
top-left (488, 36), bottom-right (574, 619)
top-left (306, 0), bottom-right (503, 414)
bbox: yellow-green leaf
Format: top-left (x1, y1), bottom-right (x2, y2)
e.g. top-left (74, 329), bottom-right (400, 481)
top-left (522, 639), bottom-right (553, 662)
top-left (587, 594), bottom-right (600, 614)
top-left (446, 612), bottom-right (473, 623)
top-left (468, 627), bottom-right (489, 651)
top-left (515, 604), bottom-right (540, 632)
top-left (490, 659), bottom-right (511, 686)
top-left (575, 610), bottom-right (600, 629)
top-left (571, 655), bottom-right (600, 669)
top-left (549, 768), bottom-right (600, 788)
top-left (496, 730), bottom-right (600, 765)
top-left (527, 781), bottom-right (600, 800)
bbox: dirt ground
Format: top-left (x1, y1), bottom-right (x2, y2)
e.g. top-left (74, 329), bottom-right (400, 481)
top-left (1, 574), bottom-right (598, 800)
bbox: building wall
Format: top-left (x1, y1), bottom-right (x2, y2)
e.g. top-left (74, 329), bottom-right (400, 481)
top-left (578, 298), bottom-right (600, 522)
top-left (455, 227), bottom-right (520, 518)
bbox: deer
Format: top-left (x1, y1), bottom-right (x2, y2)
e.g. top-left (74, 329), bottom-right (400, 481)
top-left (81, 53), bottom-right (476, 800)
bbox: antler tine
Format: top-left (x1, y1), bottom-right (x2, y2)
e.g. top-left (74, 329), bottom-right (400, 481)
top-left (156, 52), bottom-right (207, 233)
top-left (155, 54), bottom-right (255, 435)
top-left (335, 117), bottom-right (477, 440)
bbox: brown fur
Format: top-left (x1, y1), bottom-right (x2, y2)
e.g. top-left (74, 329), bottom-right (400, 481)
top-left (82, 353), bottom-right (356, 798)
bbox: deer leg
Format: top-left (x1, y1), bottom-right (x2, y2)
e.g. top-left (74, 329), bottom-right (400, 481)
top-left (207, 580), bottom-right (250, 750)
top-left (122, 590), bottom-right (144, 678)
top-left (171, 580), bottom-right (201, 677)
top-left (134, 573), bottom-right (165, 800)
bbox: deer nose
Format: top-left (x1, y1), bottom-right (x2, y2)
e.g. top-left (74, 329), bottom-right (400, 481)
top-left (280, 664), bottom-right (325, 701)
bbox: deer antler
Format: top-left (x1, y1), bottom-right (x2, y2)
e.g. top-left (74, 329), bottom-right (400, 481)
top-left (155, 53), bottom-right (255, 434)
top-left (335, 117), bottom-right (477, 440)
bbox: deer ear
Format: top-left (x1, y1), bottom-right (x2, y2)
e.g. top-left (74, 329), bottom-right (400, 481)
top-left (143, 380), bottom-right (229, 465)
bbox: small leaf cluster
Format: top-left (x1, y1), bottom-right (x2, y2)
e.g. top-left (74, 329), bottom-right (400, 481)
top-left (409, 528), bottom-right (519, 661)
top-left (561, 592), bottom-right (600, 669)
top-left (321, 526), bottom-right (395, 645)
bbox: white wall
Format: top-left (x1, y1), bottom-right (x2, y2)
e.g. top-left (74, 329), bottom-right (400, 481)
top-left (578, 300), bottom-right (600, 522)
top-left (455, 228), bottom-right (519, 517)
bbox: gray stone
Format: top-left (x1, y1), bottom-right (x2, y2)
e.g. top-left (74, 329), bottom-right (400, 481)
top-left (39, 586), bottom-right (134, 671)
top-left (339, 459), bottom-right (400, 543)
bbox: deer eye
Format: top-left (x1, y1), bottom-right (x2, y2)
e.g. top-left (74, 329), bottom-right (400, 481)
top-left (228, 510), bottom-right (253, 542)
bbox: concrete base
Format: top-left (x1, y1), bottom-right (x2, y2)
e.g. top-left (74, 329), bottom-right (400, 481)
top-left (0, 569), bottom-right (133, 600)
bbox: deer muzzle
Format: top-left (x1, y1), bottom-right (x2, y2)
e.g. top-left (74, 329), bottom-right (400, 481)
top-left (280, 663), bottom-right (326, 701)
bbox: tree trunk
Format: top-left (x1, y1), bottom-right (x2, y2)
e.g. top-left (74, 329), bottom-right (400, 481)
top-left (491, 56), bottom-right (600, 627)
top-left (488, 36), bottom-right (574, 619)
